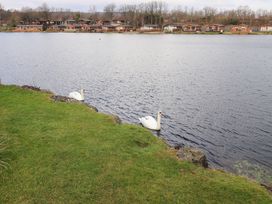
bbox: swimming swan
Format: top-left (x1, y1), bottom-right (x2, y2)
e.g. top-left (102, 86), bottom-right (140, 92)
top-left (68, 89), bottom-right (85, 101)
top-left (139, 111), bottom-right (162, 130)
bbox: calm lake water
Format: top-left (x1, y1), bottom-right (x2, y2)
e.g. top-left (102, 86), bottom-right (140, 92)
top-left (1, 33), bottom-right (272, 182)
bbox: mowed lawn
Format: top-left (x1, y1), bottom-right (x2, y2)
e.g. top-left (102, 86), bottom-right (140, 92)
top-left (0, 85), bottom-right (271, 203)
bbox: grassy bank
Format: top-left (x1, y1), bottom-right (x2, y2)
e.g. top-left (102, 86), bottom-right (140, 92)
top-left (0, 85), bottom-right (271, 203)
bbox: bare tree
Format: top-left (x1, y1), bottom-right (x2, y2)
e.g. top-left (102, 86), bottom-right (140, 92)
top-left (20, 7), bottom-right (36, 24)
top-left (89, 5), bottom-right (98, 22)
top-left (103, 3), bottom-right (116, 20)
top-left (237, 6), bottom-right (249, 24)
top-left (119, 4), bottom-right (137, 26)
top-left (0, 3), bottom-right (4, 25)
top-left (89, 5), bottom-right (96, 13)
top-left (203, 7), bottom-right (217, 24)
top-left (37, 2), bottom-right (50, 20)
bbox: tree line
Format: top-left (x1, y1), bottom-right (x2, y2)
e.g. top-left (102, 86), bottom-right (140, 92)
top-left (0, 2), bottom-right (272, 27)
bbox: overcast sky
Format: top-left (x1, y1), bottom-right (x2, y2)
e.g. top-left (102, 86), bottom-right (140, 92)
top-left (1, 0), bottom-right (272, 11)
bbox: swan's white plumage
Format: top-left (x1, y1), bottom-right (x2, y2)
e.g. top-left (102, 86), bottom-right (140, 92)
top-left (68, 89), bottom-right (84, 101)
top-left (139, 112), bottom-right (162, 130)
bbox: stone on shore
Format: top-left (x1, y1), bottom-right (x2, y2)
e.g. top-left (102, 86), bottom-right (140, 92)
top-left (177, 147), bottom-right (208, 168)
top-left (22, 85), bottom-right (54, 94)
top-left (111, 115), bottom-right (122, 124)
top-left (51, 95), bottom-right (78, 103)
top-left (51, 95), bottom-right (99, 112)
top-left (261, 184), bottom-right (272, 193)
top-left (84, 103), bottom-right (98, 112)
top-left (22, 85), bottom-right (41, 91)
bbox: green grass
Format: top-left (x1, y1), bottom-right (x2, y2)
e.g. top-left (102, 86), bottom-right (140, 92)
top-left (0, 85), bottom-right (271, 204)
top-left (0, 134), bottom-right (9, 170)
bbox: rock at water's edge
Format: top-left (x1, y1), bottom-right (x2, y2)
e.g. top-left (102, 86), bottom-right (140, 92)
top-left (51, 95), bottom-right (99, 112)
top-left (111, 115), bottom-right (122, 124)
top-left (177, 147), bottom-right (208, 168)
top-left (51, 95), bottom-right (78, 103)
top-left (22, 85), bottom-right (41, 91)
top-left (261, 183), bottom-right (272, 193)
top-left (22, 85), bottom-right (54, 94)
top-left (84, 103), bottom-right (98, 112)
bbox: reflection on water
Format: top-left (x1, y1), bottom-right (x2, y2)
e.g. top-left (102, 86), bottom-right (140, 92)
top-left (0, 33), bottom-right (272, 182)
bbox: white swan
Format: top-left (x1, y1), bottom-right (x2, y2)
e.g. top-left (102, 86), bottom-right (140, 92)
top-left (68, 89), bottom-right (85, 101)
top-left (139, 111), bottom-right (162, 130)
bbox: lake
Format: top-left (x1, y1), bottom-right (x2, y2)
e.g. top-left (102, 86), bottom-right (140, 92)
top-left (0, 33), bottom-right (272, 183)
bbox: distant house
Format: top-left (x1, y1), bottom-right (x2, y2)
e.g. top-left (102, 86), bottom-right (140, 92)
top-left (205, 24), bottom-right (225, 32)
top-left (49, 25), bottom-right (59, 31)
top-left (102, 24), bottom-right (118, 32)
top-left (251, 26), bottom-right (260, 32)
top-left (76, 23), bottom-right (91, 32)
top-left (64, 27), bottom-right (76, 32)
top-left (57, 25), bottom-right (67, 31)
top-left (15, 25), bottom-right (43, 32)
top-left (89, 24), bottom-right (102, 32)
top-left (112, 18), bottom-right (125, 25)
top-left (64, 20), bottom-right (83, 32)
top-left (64, 24), bottom-right (81, 32)
top-left (163, 24), bottom-right (183, 33)
top-left (231, 25), bottom-right (252, 34)
top-left (45, 20), bottom-right (64, 27)
top-left (66, 19), bottom-right (76, 25)
top-left (260, 26), bottom-right (272, 32)
top-left (182, 24), bottom-right (202, 32)
top-left (140, 24), bottom-right (161, 32)
top-left (116, 25), bottom-right (133, 32)
top-left (99, 19), bottom-right (132, 32)
top-left (79, 19), bottom-right (91, 25)
top-left (38, 20), bottom-right (49, 25)
top-left (51, 20), bottom-right (64, 25)
top-left (102, 20), bottom-right (111, 26)
top-left (45, 20), bottom-right (65, 31)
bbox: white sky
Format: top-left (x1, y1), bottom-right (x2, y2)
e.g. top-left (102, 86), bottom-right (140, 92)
top-left (1, 0), bottom-right (272, 11)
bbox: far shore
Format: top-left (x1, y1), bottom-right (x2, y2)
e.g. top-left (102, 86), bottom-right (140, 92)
top-left (1, 30), bottom-right (272, 35)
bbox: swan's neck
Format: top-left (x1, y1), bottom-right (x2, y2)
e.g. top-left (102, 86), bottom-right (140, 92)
top-left (157, 113), bottom-right (161, 129)
top-left (80, 89), bottom-right (84, 100)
